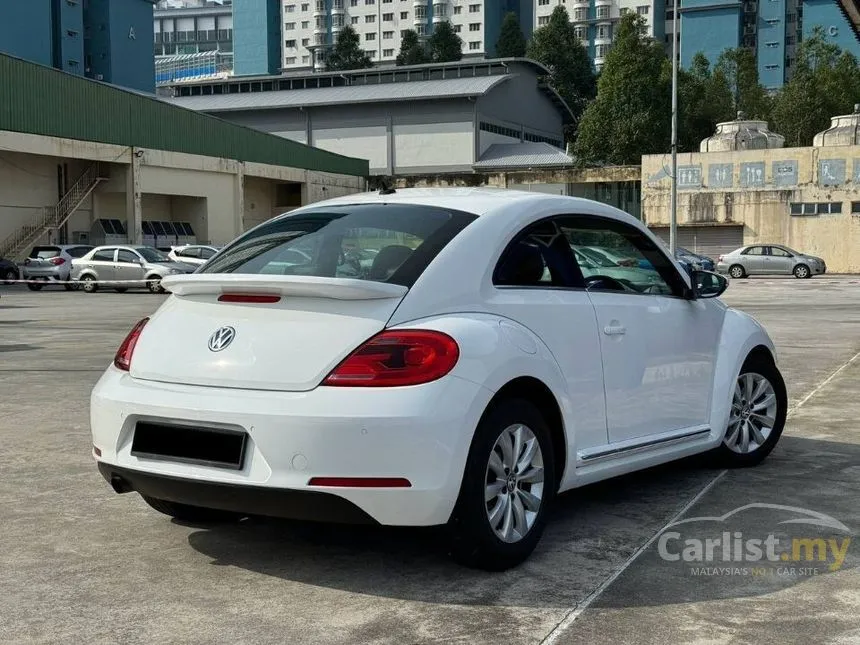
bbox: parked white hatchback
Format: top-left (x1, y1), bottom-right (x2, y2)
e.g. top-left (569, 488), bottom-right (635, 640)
top-left (91, 188), bottom-right (787, 570)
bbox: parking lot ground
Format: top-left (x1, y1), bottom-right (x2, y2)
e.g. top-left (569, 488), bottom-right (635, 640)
top-left (0, 276), bottom-right (858, 645)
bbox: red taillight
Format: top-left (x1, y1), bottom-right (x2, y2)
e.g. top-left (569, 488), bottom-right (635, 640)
top-left (49, 257), bottom-right (65, 265)
top-left (322, 329), bottom-right (459, 387)
top-left (218, 294), bottom-right (281, 303)
top-left (114, 318), bottom-right (149, 371)
top-left (308, 477), bottom-right (412, 488)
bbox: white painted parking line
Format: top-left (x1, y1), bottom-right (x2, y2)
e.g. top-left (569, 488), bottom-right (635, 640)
top-left (542, 349), bottom-right (860, 642)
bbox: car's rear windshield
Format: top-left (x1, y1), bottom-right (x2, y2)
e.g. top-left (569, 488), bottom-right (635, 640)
top-left (30, 246), bottom-right (60, 259)
top-left (200, 203), bottom-right (477, 287)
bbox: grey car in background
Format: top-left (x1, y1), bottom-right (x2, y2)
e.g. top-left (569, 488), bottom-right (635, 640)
top-left (22, 244), bottom-right (94, 291)
top-left (70, 245), bottom-right (195, 293)
top-left (717, 244), bottom-right (826, 279)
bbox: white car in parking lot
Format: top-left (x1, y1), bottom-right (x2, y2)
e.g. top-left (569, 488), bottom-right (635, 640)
top-left (91, 188), bottom-right (787, 570)
top-left (167, 245), bottom-right (221, 266)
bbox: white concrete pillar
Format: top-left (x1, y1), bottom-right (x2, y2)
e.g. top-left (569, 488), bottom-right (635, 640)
top-left (126, 149), bottom-right (143, 244)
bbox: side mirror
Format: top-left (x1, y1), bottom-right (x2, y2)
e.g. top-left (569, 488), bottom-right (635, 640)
top-left (692, 270), bottom-right (728, 299)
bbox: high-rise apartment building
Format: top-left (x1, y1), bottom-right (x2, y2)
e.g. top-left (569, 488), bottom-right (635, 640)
top-left (0, 0), bottom-right (157, 92)
top-left (278, 0), bottom-right (532, 72)
top-left (679, 0), bottom-right (860, 90)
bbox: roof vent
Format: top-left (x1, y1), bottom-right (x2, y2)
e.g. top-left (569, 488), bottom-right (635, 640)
top-left (813, 105), bottom-right (860, 147)
top-left (700, 112), bottom-right (784, 152)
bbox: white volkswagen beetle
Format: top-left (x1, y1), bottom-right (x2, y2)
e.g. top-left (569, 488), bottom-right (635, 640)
top-left (91, 189), bottom-right (786, 570)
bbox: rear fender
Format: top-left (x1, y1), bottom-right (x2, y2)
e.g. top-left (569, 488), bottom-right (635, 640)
top-left (391, 314), bottom-right (574, 476)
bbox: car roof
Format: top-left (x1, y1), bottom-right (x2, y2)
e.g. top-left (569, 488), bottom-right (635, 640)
top-left (281, 187), bottom-right (643, 231)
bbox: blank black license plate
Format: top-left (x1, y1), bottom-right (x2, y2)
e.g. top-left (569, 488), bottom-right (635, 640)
top-left (131, 421), bottom-right (248, 470)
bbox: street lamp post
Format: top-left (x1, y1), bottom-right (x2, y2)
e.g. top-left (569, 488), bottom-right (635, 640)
top-left (669, 0), bottom-right (679, 255)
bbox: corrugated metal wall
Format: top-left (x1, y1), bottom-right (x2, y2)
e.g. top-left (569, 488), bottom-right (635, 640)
top-left (0, 53), bottom-right (368, 177)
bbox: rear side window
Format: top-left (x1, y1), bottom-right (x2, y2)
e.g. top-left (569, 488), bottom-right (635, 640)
top-left (66, 246), bottom-right (93, 258)
top-left (92, 249), bottom-right (115, 262)
top-left (30, 246), bottom-right (61, 259)
top-left (201, 203), bottom-right (477, 287)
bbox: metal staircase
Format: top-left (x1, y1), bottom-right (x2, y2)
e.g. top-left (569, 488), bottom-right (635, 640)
top-left (0, 162), bottom-right (108, 261)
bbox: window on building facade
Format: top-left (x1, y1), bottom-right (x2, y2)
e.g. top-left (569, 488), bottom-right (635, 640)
top-left (574, 26), bottom-right (586, 39)
top-left (367, 49), bottom-right (377, 57)
top-left (351, 16), bottom-right (359, 24)
top-left (302, 20), bottom-right (309, 28)
top-left (636, 5), bottom-right (649, 15)
top-left (366, 32), bottom-right (376, 40)
top-left (790, 202), bottom-right (844, 216)
top-left (469, 23), bottom-right (481, 31)
top-left (539, 0), bottom-right (550, 4)
top-left (469, 41), bottom-right (481, 50)
top-left (366, 14), bottom-right (375, 22)
top-left (285, 4), bottom-right (295, 12)
top-left (285, 22), bottom-right (296, 30)
top-left (332, 14), bottom-right (344, 27)
top-left (302, 38), bottom-right (309, 45)
top-left (454, 24), bottom-right (462, 32)
top-left (415, 5), bottom-right (426, 18)
top-left (469, 3), bottom-right (480, 12)
top-left (400, 11), bottom-right (408, 18)
top-left (435, 4), bottom-right (448, 16)
top-left (383, 30), bottom-right (394, 38)
top-left (453, 5), bottom-right (462, 13)
top-left (574, 8), bottom-right (587, 20)
top-left (366, 0), bottom-right (376, 5)
top-left (315, 16), bottom-right (326, 28)
top-left (302, 3), bottom-right (309, 9)
top-left (597, 24), bottom-right (610, 38)
top-left (538, 16), bottom-right (549, 25)
top-left (333, 0), bottom-right (344, 7)
top-left (416, 24), bottom-right (426, 35)
top-left (383, 48), bottom-right (394, 56)
top-left (383, 12), bottom-right (393, 20)
top-left (285, 39), bottom-right (296, 47)
top-left (351, 0), bottom-right (359, 5)
top-left (851, 201), bottom-right (860, 214)
top-left (315, 0), bottom-right (325, 10)
top-left (302, 55), bottom-right (310, 63)
top-left (285, 57), bottom-right (297, 64)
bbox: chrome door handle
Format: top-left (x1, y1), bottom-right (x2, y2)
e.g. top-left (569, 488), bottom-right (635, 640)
top-left (603, 325), bottom-right (627, 336)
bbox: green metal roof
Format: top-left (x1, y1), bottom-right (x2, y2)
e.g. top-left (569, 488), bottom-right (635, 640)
top-left (0, 53), bottom-right (368, 177)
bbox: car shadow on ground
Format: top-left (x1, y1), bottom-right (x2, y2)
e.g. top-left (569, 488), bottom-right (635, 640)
top-left (184, 435), bottom-right (857, 610)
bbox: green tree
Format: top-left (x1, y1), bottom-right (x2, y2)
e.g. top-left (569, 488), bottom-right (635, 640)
top-left (526, 5), bottom-right (596, 137)
top-left (427, 20), bottom-right (463, 62)
top-left (495, 11), bottom-right (526, 58)
top-left (325, 26), bottom-right (372, 71)
top-left (396, 29), bottom-right (428, 66)
top-left (714, 47), bottom-right (771, 119)
top-left (574, 13), bottom-right (669, 165)
top-left (677, 52), bottom-right (734, 151)
top-left (771, 27), bottom-right (860, 146)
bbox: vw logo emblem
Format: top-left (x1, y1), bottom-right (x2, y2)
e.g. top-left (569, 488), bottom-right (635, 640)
top-left (208, 326), bottom-right (236, 352)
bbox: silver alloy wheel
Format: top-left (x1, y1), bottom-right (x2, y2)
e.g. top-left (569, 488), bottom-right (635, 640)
top-left (485, 423), bottom-right (545, 543)
top-left (725, 372), bottom-right (778, 454)
top-left (795, 265), bottom-right (809, 278)
top-left (729, 265), bottom-right (744, 279)
top-left (82, 276), bottom-right (97, 293)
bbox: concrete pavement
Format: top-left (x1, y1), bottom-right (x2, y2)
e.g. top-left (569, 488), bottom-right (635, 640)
top-left (0, 276), bottom-right (857, 644)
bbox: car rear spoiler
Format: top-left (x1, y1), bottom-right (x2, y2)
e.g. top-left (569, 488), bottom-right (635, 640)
top-left (161, 273), bottom-right (409, 300)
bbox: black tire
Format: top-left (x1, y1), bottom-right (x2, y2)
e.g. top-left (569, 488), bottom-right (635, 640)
top-left (712, 354), bottom-right (787, 468)
top-left (81, 275), bottom-right (98, 293)
top-left (793, 264), bottom-right (811, 279)
top-left (114, 287), bottom-right (128, 293)
top-left (729, 264), bottom-right (746, 279)
top-left (2, 269), bottom-right (17, 285)
top-left (26, 280), bottom-right (44, 291)
top-left (146, 276), bottom-right (164, 294)
top-left (64, 280), bottom-right (77, 291)
top-left (447, 398), bottom-right (556, 571)
top-left (141, 495), bottom-right (243, 523)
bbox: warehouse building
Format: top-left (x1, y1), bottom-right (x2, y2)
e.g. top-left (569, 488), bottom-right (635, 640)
top-left (160, 58), bottom-right (573, 176)
top-left (641, 109), bottom-right (860, 273)
top-left (0, 54), bottom-right (366, 262)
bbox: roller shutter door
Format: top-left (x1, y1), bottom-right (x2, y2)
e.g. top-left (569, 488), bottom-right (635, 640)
top-left (649, 226), bottom-right (744, 259)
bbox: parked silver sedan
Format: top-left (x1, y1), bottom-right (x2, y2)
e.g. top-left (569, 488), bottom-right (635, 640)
top-left (70, 245), bottom-right (195, 293)
top-left (717, 244), bottom-right (826, 279)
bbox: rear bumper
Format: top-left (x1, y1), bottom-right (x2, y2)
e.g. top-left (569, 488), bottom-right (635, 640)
top-left (98, 462), bottom-right (378, 524)
top-left (22, 267), bottom-right (66, 280)
top-left (91, 367), bottom-right (493, 526)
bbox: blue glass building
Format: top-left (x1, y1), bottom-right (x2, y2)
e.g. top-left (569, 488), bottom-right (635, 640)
top-left (233, 0), bottom-right (281, 75)
top-left (0, 0), bottom-right (156, 93)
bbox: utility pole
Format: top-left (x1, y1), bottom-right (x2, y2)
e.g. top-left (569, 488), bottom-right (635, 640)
top-left (669, 0), bottom-right (679, 255)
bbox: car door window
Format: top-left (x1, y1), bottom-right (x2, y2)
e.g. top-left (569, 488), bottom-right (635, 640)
top-left (92, 249), bottom-right (116, 262)
top-left (179, 247), bottom-right (200, 259)
top-left (493, 218), bottom-right (582, 288)
top-left (558, 216), bottom-right (687, 297)
top-left (199, 247), bottom-right (217, 259)
top-left (117, 250), bottom-right (140, 264)
top-left (66, 246), bottom-right (92, 258)
top-left (768, 247), bottom-right (791, 257)
top-left (742, 246), bottom-right (765, 256)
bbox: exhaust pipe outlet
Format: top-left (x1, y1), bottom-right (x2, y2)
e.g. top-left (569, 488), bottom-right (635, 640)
top-left (110, 474), bottom-right (133, 494)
